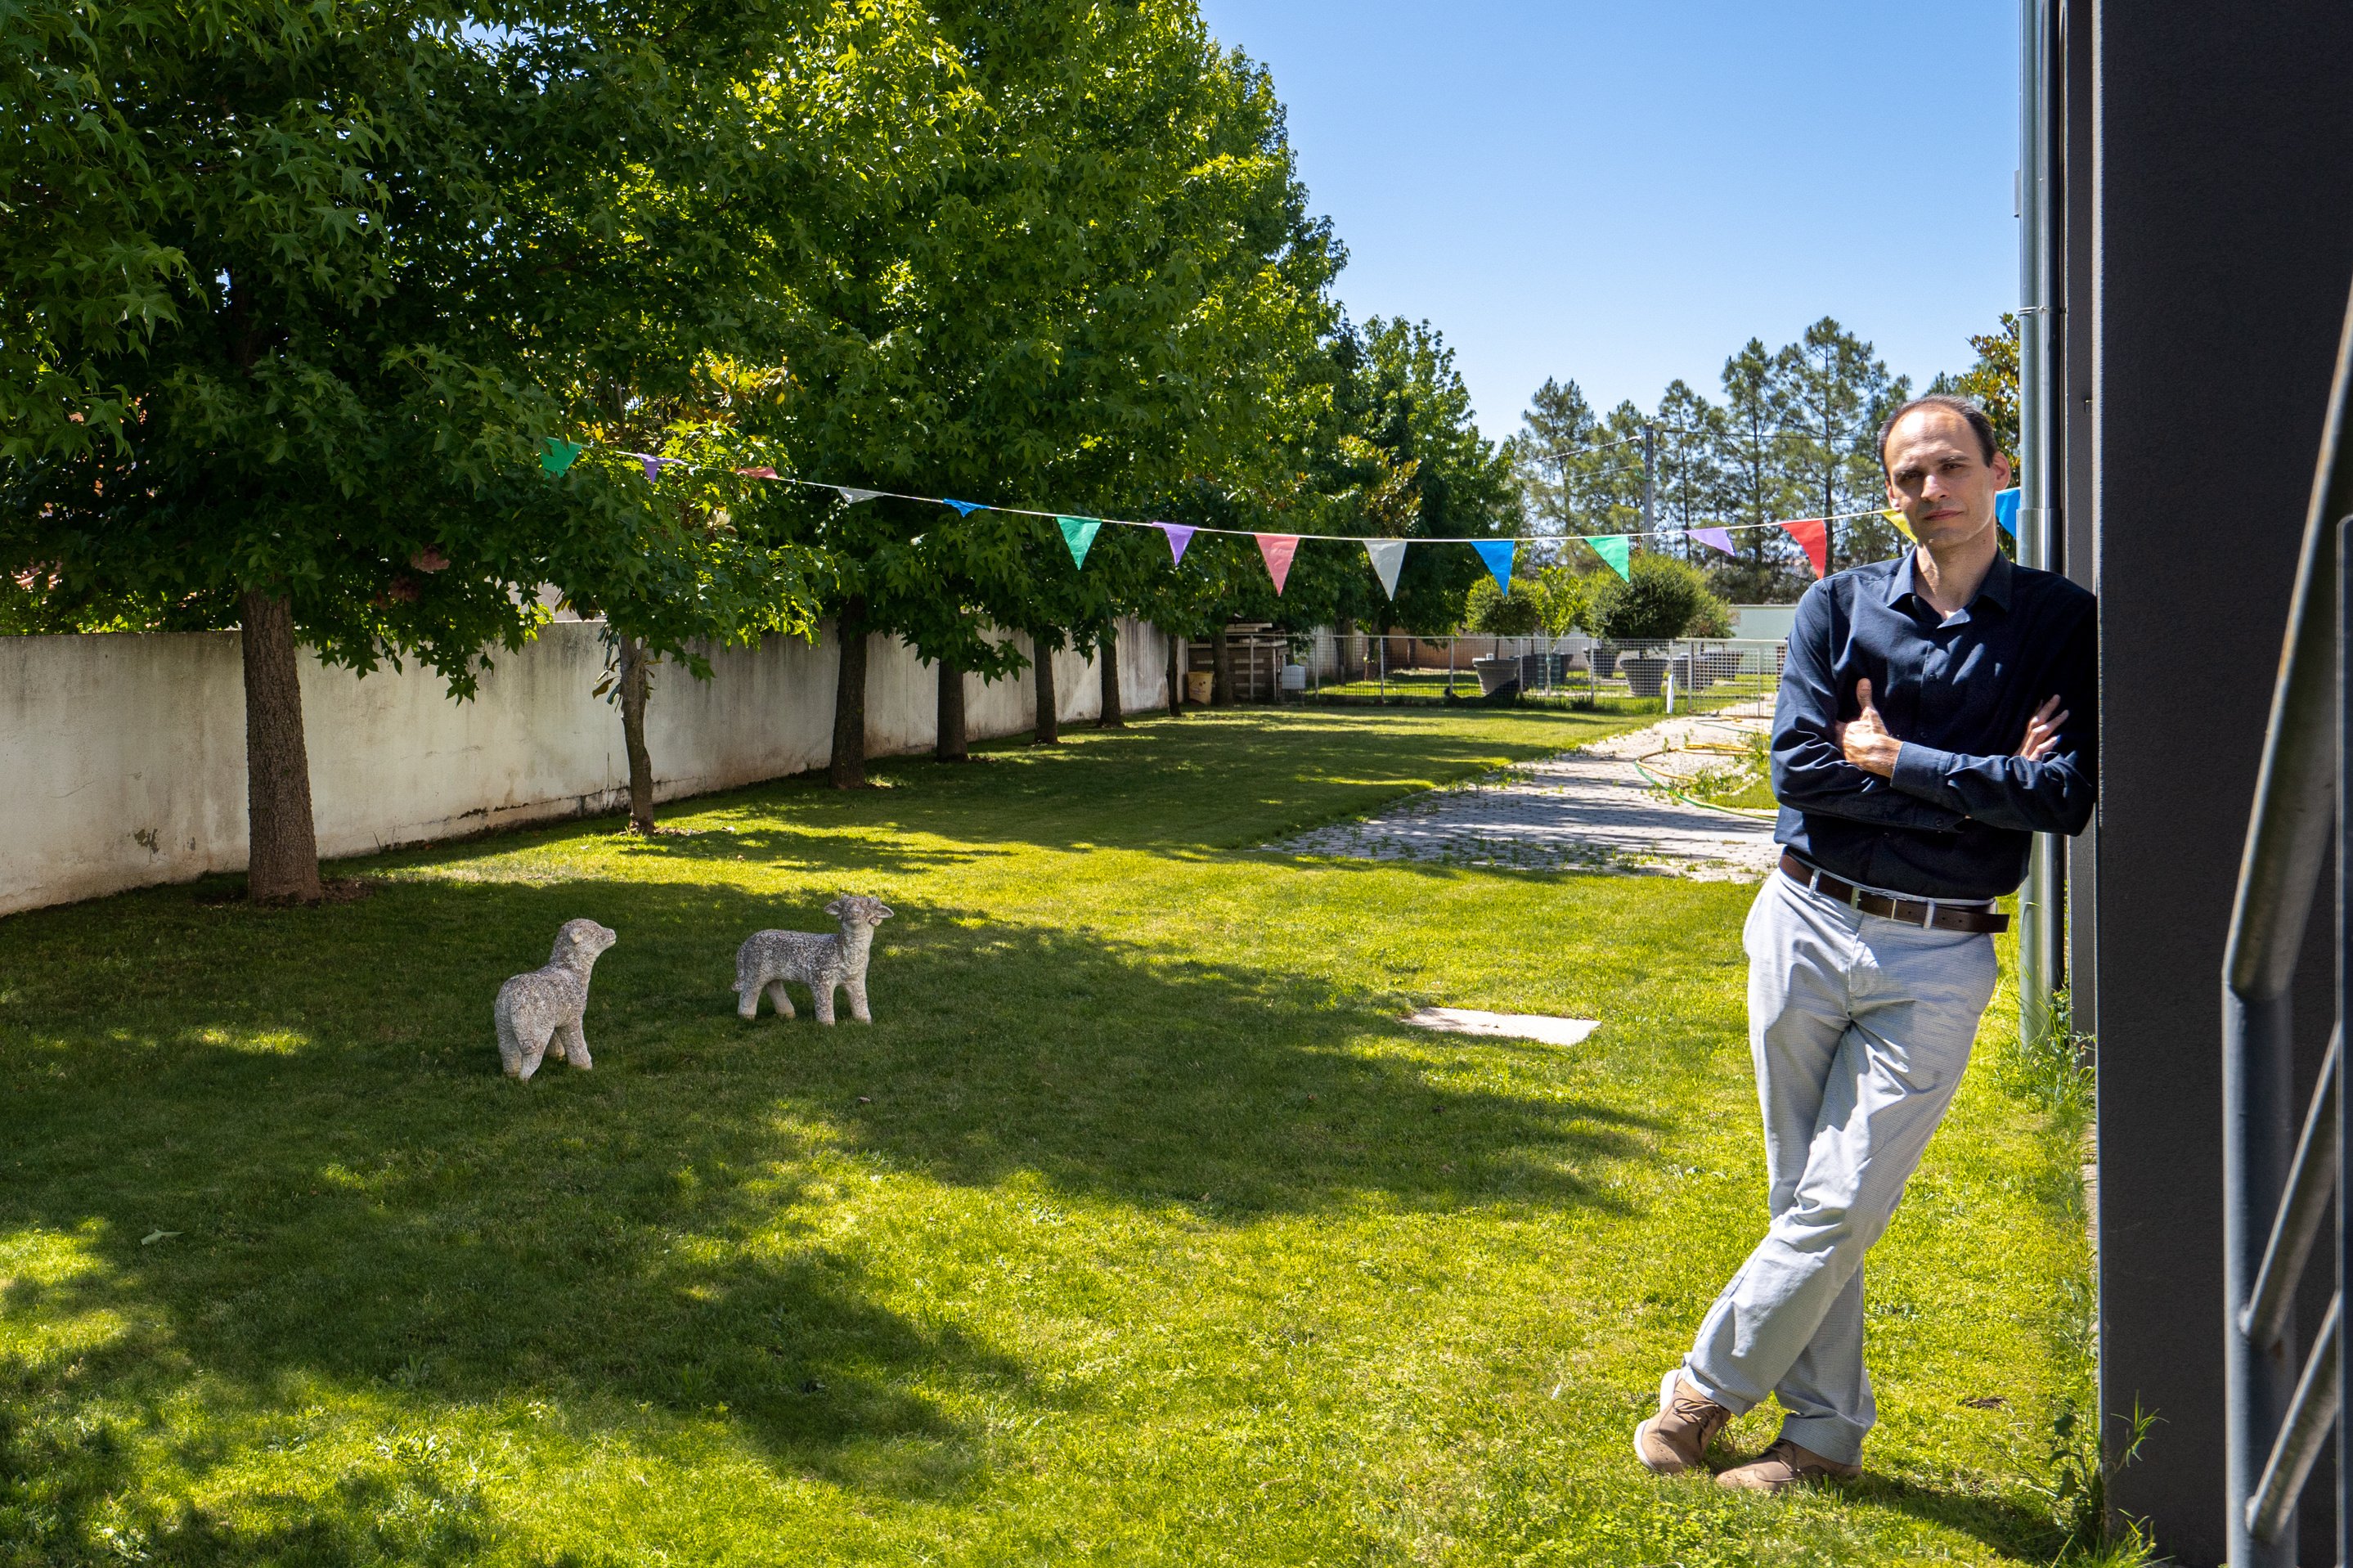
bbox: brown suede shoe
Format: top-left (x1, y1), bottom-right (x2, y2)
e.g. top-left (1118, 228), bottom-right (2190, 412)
top-left (1633, 1372), bottom-right (1732, 1475)
top-left (1713, 1436), bottom-right (1861, 1491)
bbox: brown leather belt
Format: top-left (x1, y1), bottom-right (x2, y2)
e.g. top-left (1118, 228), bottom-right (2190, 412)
top-left (1780, 852), bottom-right (2009, 933)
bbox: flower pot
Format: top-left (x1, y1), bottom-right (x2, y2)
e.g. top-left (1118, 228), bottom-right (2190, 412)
top-left (1471, 656), bottom-right (1521, 698)
top-left (1622, 654), bottom-right (1668, 699)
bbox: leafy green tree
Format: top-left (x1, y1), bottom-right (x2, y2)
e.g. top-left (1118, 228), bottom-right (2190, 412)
top-left (1929, 313), bottom-right (2021, 457)
top-left (1779, 317), bottom-right (1910, 570)
top-left (0, 2), bottom-right (572, 900)
top-left (1591, 553), bottom-right (1718, 641)
top-left (1705, 339), bottom-right (1806, 603)
top-left (758, 4), bottom-right (1337, 770)
top-left (1654, 379), bottom-right (1728, 558)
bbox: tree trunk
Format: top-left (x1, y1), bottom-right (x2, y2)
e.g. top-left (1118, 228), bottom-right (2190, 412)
top-left (1096, 624), bottom-right (1122, 729)
top-left (935, 656), bottom-right (968, 762)
top-left (617, 634), bottom-right (657, 833)
top-left (830, 599), bottom-right (869, 788)
top-left (1168, 631), bottom-right (1185, 716)
top-left (1031, 631), bottom-right (1059, 744)
top-left (239, 589), bottom-right (322, 903)
top-left (1210, 624), bottom-right (1233, 706)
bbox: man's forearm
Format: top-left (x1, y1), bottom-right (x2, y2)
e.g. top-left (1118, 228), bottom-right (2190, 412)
top-left (1888, 744), bottom-right (2094, 835)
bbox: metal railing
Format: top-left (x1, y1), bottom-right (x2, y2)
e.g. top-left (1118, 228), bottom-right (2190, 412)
top-left (2221, 286), bottom-right (2353, 1565)
top-left (1285, 631), bottom-right (1786, 713)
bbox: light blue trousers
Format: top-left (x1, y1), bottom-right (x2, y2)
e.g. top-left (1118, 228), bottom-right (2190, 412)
top-left (1681, 872), bottom-right (2000, 1465)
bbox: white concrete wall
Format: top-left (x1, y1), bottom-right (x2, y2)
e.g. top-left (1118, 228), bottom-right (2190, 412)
top-left (1731, 604), bottom-right (1801, 642)
top-left (0, 618), bottom-right (1167, 916)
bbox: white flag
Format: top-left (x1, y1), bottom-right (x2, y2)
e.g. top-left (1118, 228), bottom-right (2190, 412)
top-left (837, 487), bottom-right (883, 505)
top-left (1364, 538), bottom-right (1409, 599)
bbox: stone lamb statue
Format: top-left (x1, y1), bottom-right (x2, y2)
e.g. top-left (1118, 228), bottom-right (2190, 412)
top-left (734, 896), bottom-right (893, 1025)
top-left (496, 918), bottom-right (617, 1081)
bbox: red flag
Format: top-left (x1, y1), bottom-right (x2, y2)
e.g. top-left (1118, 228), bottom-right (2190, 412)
top-left (1255, 533), bottom-right (1301, 595)
top-left (734, 465), bottom-right (779, 479)
top-left (1781, 517), bottom-right (1827, 578)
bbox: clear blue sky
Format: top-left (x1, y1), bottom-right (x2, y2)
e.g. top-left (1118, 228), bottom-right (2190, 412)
top-left (1192, 0), bottom-right (2018, 438)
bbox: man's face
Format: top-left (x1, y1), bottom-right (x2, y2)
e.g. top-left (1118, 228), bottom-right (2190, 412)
top-left (1882, 408), bottom-right (2013, 553)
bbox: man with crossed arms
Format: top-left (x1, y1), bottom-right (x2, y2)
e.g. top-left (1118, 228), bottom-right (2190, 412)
top-left (1634, 393), bottom-right (2096, 1490)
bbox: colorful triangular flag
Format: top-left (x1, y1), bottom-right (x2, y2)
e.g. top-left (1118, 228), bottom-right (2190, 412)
top-left (1057, 516), bottom-right (1102, 568)
top-left (837, 487), bottom-right (882, 505)
top-left (540, 438), bottom-right (583, 477)
top-left (1994, 487), bottom-right (2019, 537)
top-left (1156, 522), bottom-right (1195, 564)
top-left (1363, 538), bottom-right (1408, 599)
top-left (1255, 533), bottom-right (1300, 595)
top-left (735, 465), bottom-right (779, 479)
top-left (1471, 539), bottom-right (1516, 593)
top-left (626, 452), bottom-right (676, 483)
top-left (1689, 526), bottom-right (1736, 556)
top-left (942, 498), bottom-right (986, 517)
top-left (1880, 506), bottom-right (1916, 541)
top-left (1585, 532), bottom-right (1631, 580)
top-left (1781, 517), bottom-right (1829, 578)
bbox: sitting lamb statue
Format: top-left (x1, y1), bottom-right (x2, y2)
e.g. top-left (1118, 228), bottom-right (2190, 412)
top-left (734, 896), bottom-right (893, 1025)
top-left (496, 918), bottom-right (617, 1081)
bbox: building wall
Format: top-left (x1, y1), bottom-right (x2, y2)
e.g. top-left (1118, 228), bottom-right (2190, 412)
top-left (2086, 4), bottom-right (2353, 1561)
top-left (0, 618), bottom-right (1167, 917)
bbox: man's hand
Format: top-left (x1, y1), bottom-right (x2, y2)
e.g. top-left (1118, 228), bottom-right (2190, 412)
top-left (1832, 678), bottom-right (1902, 778)
top-left (2016, 694), bottom-right (2068, 762)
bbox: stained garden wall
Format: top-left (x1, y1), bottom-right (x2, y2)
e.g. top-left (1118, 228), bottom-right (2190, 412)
top-left (0, 618), bottom-right (1168, 915)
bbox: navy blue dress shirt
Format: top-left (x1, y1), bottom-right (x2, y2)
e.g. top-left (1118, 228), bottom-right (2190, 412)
top-left (1770, 550), bottom-right (2097, 901)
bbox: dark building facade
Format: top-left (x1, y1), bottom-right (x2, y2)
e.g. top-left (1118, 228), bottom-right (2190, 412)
top-left (2059, 2), bottom-right (2353, 1561)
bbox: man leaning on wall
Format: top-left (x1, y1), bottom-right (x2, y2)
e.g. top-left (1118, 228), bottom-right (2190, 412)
top-left (1632, 393), bottom-right (2097, 1490)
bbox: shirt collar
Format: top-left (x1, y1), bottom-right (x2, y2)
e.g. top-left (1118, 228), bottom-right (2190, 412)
top-left (1886, 546), bottom-right (2015, 616)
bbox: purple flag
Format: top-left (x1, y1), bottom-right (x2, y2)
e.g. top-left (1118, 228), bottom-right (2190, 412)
top-left (1156, 522), bottom-right (1196, 564)
top-left (1690, 527), bottom-right (1736, 555)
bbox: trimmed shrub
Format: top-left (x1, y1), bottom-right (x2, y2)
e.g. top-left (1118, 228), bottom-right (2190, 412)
top-left (1592, 554), bottom-right (1722, 641)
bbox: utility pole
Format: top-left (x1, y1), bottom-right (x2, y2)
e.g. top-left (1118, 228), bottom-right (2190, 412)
top-left (1641, 422), bottom-right (1657, 541)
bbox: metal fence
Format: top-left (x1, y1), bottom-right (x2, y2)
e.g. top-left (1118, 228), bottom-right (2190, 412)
top-left (1259, 630), bottom-right (1787, 715)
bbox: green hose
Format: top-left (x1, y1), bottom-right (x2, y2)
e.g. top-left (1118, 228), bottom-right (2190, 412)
top-left (1628, 756), bottom-right (1780, 820)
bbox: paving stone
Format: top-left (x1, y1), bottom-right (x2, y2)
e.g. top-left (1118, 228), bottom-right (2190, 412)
top-left (1270, 712), bottom-right (1781, 880)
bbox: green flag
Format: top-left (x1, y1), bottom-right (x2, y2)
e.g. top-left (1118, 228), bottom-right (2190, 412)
top-left (540, 438), bottom-right (584, 477)
top-left (1585, 532), bottom-right (1631, 580)
top-left (1058, 515), bottom-right (1102, 568)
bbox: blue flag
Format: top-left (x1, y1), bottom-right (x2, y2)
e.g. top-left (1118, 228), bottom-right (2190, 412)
top-left (1994, 487), bottom-right (2019, 538)
top-left (1471, 539), bottom-right (1516, 592)
top-left (942, 498), bottom-right (986, 517)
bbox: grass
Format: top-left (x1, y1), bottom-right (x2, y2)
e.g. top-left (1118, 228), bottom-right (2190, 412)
top-left (0, 708), bottom-right (2101, 1566)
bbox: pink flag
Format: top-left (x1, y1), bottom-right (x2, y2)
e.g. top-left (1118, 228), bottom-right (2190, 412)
top-left (1780, 518), bottom-right (1828, 578)
top-left (735, 465), bottom-right (779, 480)
top-left (1689, 526), bottom-right (1736, 556)
top-left (1156, 522), bottom-right (1196, 564)
top-left (1255, 533), bottom-right (1300, 595)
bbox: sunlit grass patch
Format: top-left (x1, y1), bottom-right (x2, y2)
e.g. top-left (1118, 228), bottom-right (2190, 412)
top-left (0, 709), bottom-right (2098, 1564)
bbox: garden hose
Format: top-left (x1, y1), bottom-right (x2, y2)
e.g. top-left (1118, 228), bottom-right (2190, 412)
top-left (1628, 755), bottom-right (1779, 820)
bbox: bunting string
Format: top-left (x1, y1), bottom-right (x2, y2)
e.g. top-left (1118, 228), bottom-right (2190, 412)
top-left (549, 438), bottom-right (2015, 599)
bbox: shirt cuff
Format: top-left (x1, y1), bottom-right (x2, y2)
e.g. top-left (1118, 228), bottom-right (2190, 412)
top-left (1891, 741), bottom-right (1962, 807)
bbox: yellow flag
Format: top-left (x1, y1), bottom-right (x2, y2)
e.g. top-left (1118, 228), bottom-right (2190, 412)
top-left (1881, 507), bottom-right (1915, 541)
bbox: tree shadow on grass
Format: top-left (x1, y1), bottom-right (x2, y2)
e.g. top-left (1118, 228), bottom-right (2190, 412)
top-left (347, 708), bottom-right (1629, 881)
top-left (0, 873), bottom-right (1668, 1561)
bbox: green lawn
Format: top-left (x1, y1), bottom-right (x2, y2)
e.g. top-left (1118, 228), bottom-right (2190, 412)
top-left (0, 709), bottom-right (2095, 1566)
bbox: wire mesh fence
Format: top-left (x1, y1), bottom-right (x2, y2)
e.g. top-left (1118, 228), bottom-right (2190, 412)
top-left (1237, 630), bottom-right (1789, 716)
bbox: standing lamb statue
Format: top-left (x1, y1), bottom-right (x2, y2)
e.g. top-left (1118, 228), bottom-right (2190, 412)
top-left (734, 896), bottom-right (893, 1024)
top-left (495, 918), bottom-right (617, 1081)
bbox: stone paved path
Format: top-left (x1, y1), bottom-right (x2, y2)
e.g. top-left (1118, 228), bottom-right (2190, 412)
top-left (1272, 709), bottom-right (1782, 880)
